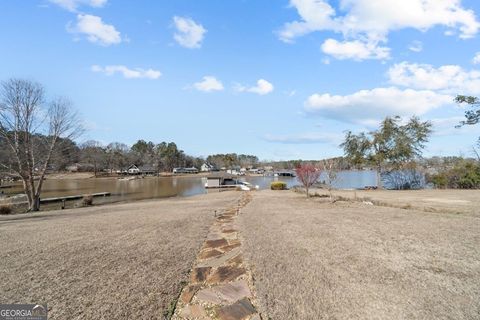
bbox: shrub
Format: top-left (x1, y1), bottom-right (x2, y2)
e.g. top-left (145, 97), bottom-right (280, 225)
top-left (430, 173), bottom-right (448, 189)
top-left (271, 181), bottom-right (287, 190)
top-left (382, 169), bottom-right (425, 190)
top-left (428, 161), bottom-right (480, 189)
top-left (0, 205), bottom-right (12, 215)
top-left (82, 195), bottom-right (93, 206)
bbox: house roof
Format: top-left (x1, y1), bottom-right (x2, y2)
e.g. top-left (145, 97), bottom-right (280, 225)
top-left (206, 173), bottom-right (236, 179)
top-left (138, 164), bottom-right (156, 171)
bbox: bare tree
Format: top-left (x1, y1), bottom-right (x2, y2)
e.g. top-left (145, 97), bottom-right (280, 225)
top-left (0, 79), bottom-right (82, 211)
top-left (322, 159), bottom-right (338, 201)
top-left (81, 140), bottom-right (105, 177)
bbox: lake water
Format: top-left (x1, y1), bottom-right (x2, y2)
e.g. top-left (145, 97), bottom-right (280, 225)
top-left (2, 170), bottom-right (378, 209)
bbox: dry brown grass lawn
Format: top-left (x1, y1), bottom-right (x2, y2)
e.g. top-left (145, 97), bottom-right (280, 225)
top-left (239, 190), bottom-right (480, 320)
top-left (313, 188), bottom-right (480, 215)
top-left (0, 192), bottom-right (239, 319)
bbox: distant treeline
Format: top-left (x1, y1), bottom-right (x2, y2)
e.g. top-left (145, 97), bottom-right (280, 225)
top-left (0, 136), bottom-right (261, 176)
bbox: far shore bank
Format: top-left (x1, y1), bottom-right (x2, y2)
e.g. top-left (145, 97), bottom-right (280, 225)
top-left (43, 171), bottom-right (213, 180)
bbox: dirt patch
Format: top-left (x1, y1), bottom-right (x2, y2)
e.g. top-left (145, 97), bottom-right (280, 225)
top-left (0, 192), bottom-right (239, 319)
top-left (239, 190), bottom-right (480, 320)
top-left (45, 172), bottom-right (95, 180)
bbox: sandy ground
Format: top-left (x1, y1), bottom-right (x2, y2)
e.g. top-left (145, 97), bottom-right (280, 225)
top-left (0, 192), bottom-right (240, 319)
top-left (45, 172), bottom-right (96, 179)
top-left (239, 190), bottom-right (480, 320)
top-left (44, 172), bottom-right (214, 180)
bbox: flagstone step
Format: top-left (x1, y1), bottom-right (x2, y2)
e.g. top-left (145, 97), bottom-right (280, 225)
top-left (172, 192), bottom-right (260, 320)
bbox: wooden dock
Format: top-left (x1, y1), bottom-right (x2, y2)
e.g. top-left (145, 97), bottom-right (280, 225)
top-left (40, 192), bottom-right (111, 203)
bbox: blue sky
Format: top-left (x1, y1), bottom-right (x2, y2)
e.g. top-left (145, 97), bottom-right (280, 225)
top-left (1, 0), bottom-right (480, 160)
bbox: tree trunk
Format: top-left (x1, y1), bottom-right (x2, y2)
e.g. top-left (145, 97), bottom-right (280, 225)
top-left (376, 165), bottom-right (383, 189)
top-left (32, 175), bottom-right (47, 212)
top-left (30, 139), bottom-right (56, 212)
top-left (28, 176), bottom-right (37, 211)
top-left (22, 178), bottom-right (34, 211)
top-left (32, 195), bottom-right (41, 211)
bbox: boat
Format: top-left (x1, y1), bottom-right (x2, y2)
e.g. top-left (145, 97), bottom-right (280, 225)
top-left (237, 181), bottom-right (259, 191)
top-left (276, 171), bottom-right (296, 177)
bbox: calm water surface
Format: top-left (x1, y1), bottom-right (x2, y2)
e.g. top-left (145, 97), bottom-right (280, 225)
top-left (3, 171), bottom-right (377, 208)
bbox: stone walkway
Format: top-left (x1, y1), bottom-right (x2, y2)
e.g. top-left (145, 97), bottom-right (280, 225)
top-left (172, 192), bottom-right (260, 320)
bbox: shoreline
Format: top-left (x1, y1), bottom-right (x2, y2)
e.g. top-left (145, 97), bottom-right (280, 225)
top-left (0, 187), bottom-right (240, 216)
top-left (1, 186), bottom-right (479, 216)
top-left (0, 190), bottom-right (241, 221)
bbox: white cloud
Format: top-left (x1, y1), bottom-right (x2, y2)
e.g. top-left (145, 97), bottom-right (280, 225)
top-left (278, 0), bottom-right (337, 42)
top-left (388, 61), bottom-right (480, 94)
top-left (279, 0), bottom-right (479, 60)
top-left (49, 0), bottom-right (107, 12)
top-left (321, 38), bottom-right (390, 60)
top-left (235, 79), bottom-right (274, 95)
top-left (408, 40), bottom-right (423, 52)
top-left (193, 76), bottom-right (224, 92)
top-left (69, 14), bottom-right (122, 46)
top-left (473, 52), bottom-right (480, 64)
top-left (173, 16), bottom-right (206, 49)
top-left (264, 132), bottom-right (342, 144)
top-left (430, 116), bottom-right (480, 136)
top-left (305, 87), bottom-right (452, 125)
top-left (91, 65), bottom-right (161, 79)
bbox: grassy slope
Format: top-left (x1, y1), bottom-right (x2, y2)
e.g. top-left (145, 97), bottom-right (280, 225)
top-left (0, 192), bottom-right (238, 319)
top-left (239, 190), bottom-right (480, 320)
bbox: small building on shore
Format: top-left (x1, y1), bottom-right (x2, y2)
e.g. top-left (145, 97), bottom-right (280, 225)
top-left (173, 167), bottom-right (199, 174)
top-left (205, 173), bottom-right (239, 188)
top-left (138, 164), bottom-right (156, 175)
top-left (201, 163), bottom-right (216, 172)
top-left (127, 164), bottom-right (140, 175)
top-left (126, 164), bottom-right (157, 175)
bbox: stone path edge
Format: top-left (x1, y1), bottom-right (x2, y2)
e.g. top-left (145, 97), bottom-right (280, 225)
top-left (171, 192), bottom-right (262, 320)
